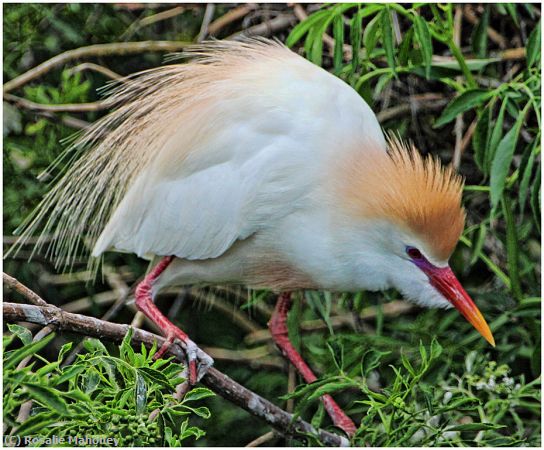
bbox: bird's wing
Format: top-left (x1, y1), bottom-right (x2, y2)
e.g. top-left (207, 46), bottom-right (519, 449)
top-left (14, 38), bottom-right (384, 266)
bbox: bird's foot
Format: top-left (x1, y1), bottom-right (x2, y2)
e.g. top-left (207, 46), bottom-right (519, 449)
top-left (153, 326), bottom-right (213, 385)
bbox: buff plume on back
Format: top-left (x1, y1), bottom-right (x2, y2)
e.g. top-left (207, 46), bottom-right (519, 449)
top-left (9, 38), bottom-right (297, 271)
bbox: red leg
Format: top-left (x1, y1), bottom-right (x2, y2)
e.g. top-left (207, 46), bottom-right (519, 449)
top-left (269, 292), bottom-right (356, 437)
top-left (135, 256), bottom-right (213, 384)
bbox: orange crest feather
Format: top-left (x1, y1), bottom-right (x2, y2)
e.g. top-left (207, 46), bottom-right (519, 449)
top-left (338, 136), bottom-right (466, 261)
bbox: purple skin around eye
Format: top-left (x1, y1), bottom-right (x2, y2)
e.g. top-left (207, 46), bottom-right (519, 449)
top-left (406, 246), bottom-right (437, 273)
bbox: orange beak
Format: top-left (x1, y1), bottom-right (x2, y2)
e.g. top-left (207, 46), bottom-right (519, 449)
top-left (425, 266), bottom-right (495, 346)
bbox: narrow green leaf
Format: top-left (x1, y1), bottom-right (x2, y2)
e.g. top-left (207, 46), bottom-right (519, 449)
top-left (286, 10), bottom-right (330, 48)
top-left (4, 332), bottom-right (55, 370)
top-left (361, 349), bottom-right (390, 376)
top-left (526, 21), bottom-right (541, 69)
top-left (470, 224), bottom-right (487, 265)
top-left (350, 9), bottom-right (362, 74)
top-left (504, 3), bottom-right (519, 27)
top-left (401, 354), bottom-right (417, 377)
top-left (448, 423), bottom-right (505, 432)
top-left (435, 89), bottom-right (493, 127)
top-left (472, 104), bottom-right (492, 172)
top-left (430, 338), bottom-right (443, 359)
top-left (486, 99), bottom-right (508, 171)
top-left (471, 6), bottom-right (489, 58)
top-left (413, 14), bottom-right (433, 78)
top-left (53, 364), bottom-right (86, 386)
top-left (307, 380), bottom-right (355, 401)
top-left (380, 7), bottom-right (395, 71)
top-left (502, 196), bottom-right (522, 301)
top-left (530, 169), bottom-right (540, 232)
top-left (333, 14), bottom-right (344, 73)
top-left (22, 382), bottom-right (70, 416)
top-left (490, 110), bottom-right (526, 208)
top-left (397, 27), bottom-right (414, 66)
top-left (519, 144), bottom-right (537, 215)
top-left (14, 412), bottom-right (56, 436)
top-left (363, 12), bottom-right (381, 57)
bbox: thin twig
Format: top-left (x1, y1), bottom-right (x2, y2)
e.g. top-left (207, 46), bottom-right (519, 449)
top-left (67, 62), bottom-right (123, 81)
top-left (246, 430), bottom-right (276, 447)
top-left (452, 6), bottom-right (464, 170)
top-left (122, 6), bottom-right (187, 40)
top-left (3, 272), bottom-right (48, 307)
top-left (3, 302), bottom-right (349, 446)
top-left (4, 93), bottom-right (112, 113)
top-left (208, 4), bottom-right (257, 36)
top-left (378, 96), bottom-right (450, 123)
top-left (230, 14), bottom-right (296, 40)
top-left (3, 41), bottom-right (191, 93)
top-left (197, 4), bottom-right (216, 43)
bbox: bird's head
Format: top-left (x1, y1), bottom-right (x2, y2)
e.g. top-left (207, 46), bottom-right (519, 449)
top-left (334, 136), bottom-right (495, 346)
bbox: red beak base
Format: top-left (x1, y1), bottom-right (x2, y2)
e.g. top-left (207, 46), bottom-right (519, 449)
top-left (425, 266), bottom-right (495, 347)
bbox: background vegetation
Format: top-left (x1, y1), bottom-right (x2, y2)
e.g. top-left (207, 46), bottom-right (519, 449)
top-left (3, 3), bottom-right (541, 447)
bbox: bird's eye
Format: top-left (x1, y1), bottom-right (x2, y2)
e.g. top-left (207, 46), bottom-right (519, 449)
top-left (406, 247), bottom-right (423, 260)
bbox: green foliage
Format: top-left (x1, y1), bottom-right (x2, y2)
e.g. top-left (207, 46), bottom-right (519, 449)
top-left (3, 327), bottom-right (213, 446)
top-left (284, 339), bottom-right (540, 446)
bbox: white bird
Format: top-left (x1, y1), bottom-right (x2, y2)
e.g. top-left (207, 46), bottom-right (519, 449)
top-left (11, 38), bottom-right (494, 436)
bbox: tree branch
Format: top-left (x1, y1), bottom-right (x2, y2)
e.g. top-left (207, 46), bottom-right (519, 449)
top-left (3, 41), bottom-right (192, 94)
top-left (3, 301), bottom-right (349, 446)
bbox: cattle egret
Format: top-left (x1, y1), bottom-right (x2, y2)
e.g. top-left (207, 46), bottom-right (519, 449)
top-left (12, 38), bottom-right (495, 436)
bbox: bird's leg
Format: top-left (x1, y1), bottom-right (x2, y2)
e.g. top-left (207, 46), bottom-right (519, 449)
top-left (268, 293), bottom-right (357, 436)
top-left (135, 256), bottom-right (213, 385)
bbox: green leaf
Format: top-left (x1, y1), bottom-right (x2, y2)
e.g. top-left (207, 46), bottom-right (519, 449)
top-left (350, 8), bottom-right (362, 74)
top-left (526, 21), bottom-right (541, 69)
top-left (333, 14), bottom-right (344, 73)
top-left (183, 387), bottom-right (215, 403)
top-left (380, 7), bottom-right (395, 71)
top-left (400, 353), bottom-right (417, 377)
top-left (4, 332), bottom-right (55, 370)
top-left (470, 224), bottom-right (487, 266)
top-left (135, 372), bottom-right (147, 415)
top-left (138, 367), bottom-right (174, 390)
top-left (504, 3), bottom-right (519, 27)
top-left (14, 412), bottom-right (57, 436)
top-left (363, 12), bottom-right (381, 57)
top-left (361, 349), bottom-right (390, 376)
top-left (307, 380), bottom-right (355, 401)
top-left (471, 6), bottom-right (489, 58)
top-left (530, 169), bottom-right (540, 232)
top-left (53, 364), bottom-right (86, 386)
top-left (430, 338), bottom-right (443, 359)
top-left (519, 144), bottom-right (537, 215)
top-left (57, 342), bottom-right (73, 363)
top-left (286, 11), bottom-right (325, 48)
top-left (490, 110), bottom-right (526, 208)
top-left (7, 323), bottom-right (32, 345)
top-left (435, 89), bottom-right (493, 127)
top-left (22, 382), bottom-right (70, 415)
top-left (448, 423), bottom-right (505, 432)
top-left (472, 104), bottom-right (492, 172)
top-left (413, 14), bottom-right (433, 78)
top-left (486, 99), bottom-right (508, 171)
